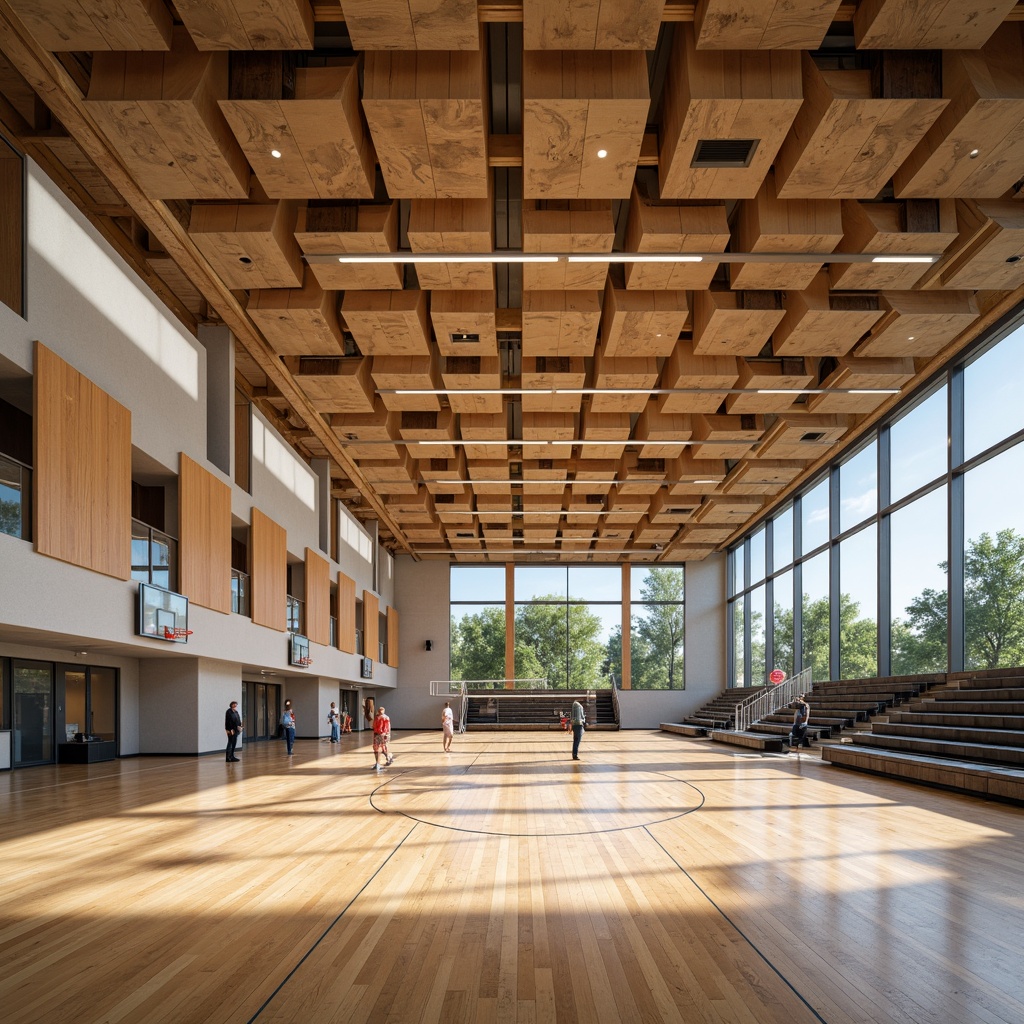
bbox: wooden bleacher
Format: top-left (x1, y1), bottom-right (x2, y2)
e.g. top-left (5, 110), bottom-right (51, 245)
top-left (465, 689), bottom-right (617, 729)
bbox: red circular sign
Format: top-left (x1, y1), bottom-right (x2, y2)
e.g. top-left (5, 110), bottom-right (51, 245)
top-left (769, 669), bottom-right (786, 684)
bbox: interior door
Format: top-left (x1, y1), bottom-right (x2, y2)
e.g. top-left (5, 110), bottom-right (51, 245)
top-left (12, 660), bottom-right (53, 765)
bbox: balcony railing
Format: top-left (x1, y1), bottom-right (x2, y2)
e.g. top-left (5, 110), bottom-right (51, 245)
top-left (231, 569), bottom-right (250, 616)
top-left (131, 519), bottom-right (177, 590)
top-left (0, 452), bottom-right (32, 541)
top-left (286, 595), bottom-right (304, 634)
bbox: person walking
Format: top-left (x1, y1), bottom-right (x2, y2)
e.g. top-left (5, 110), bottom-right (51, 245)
top-left (281, 699), bottom-right (296, 755)
top-left (341, 710), bottom-right (352, 734)
top-left (441, 701), bottom-right (454, 752)
top-left (372, 705), bottom-right (392, 771)
top-left (224, 701), bottom-right (242, 762)
top-left (327, 701), bottom-right (340, 743)
top-left (570, 699), bottom-right (586, 760)
top-left (790, 694), bottom-right (812, 749)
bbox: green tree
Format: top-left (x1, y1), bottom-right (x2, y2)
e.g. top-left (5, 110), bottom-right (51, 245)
top-left (513, 597), bottom-right (607, 688)
top-left (450, 607), bottom-right (506, 682)
top-left (631, 567), bottom-right (685, 689)
top-left (0, 496), bottom-right (21, 537)
top-left (772, 592), bottom-right (877, 683)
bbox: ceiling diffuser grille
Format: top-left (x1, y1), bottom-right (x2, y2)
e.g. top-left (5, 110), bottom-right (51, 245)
top-left (691, 138), bottom-right (759, 167)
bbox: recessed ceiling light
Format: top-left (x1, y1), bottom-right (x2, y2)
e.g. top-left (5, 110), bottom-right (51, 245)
top-left (908, 335), bottom-right (915, 341)
top-left (597, 149), bottom-right (608, 159)
top-left (969, 148), bottom-right (980, 158)
top-left (271, 149), bottom-right (282, 159)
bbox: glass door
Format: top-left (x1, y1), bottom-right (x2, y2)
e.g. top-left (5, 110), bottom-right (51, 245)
top-left (12, 660), bottom-right (53, 766)
top-left (243, 681), bottom-right (281, 741)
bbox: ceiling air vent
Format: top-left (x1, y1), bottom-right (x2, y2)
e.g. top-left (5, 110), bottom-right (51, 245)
top-left (801, 432), bottom-right (826, 442)
top-left (450, 332), bottom-right (479, 343)
top-left (691, 139), bottom-right (759, 168)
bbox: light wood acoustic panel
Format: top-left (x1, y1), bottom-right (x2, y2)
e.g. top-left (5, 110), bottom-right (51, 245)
top-left (86, 31), bottom-right (249, 200)
top-left (600, 286), bottom-right (689, 357)
top-left (220, 64), bottom-right (374, 199)
top-left (856, 291), bottom-right (979, 358)
top-left (430, 291), bottom-right (498, 357)
top-left (894, 27), bottom-right (1024, 199)
top-left (806, 357), bottom-right (916, 414)
top-left (336, 571), bottom-right (356, 653)
top-left (33, 343), bottom-right (130, 580)
top-left (729, 173), bottom-right (842, 289)
top-left (363, 590), bottom-right (380, 661)
top-left (725, 357), bottom-right (814, 414)
top-left (830, 199), bottom-right (958, 290)
top-left (304, 547), bottom-right (331, 647)
top-left (591, 351), bottom-right (659, 413)
top-left (657, 341), bottom-right (739, 414)
top-left (522, 356), bottom-right (586, 413)
top-left (408, 197), bottom-right (494, 289)
top-left (386, 605), bottom-right (399, 668)
top-left (342, 0), bottom-right (481, 50)
top-left (342, 290), bottom-right (432, 356)
top-left (939, 201), bottom-right (1024, 290)
top-left (251, 508), bottom-right (287, 631)
top-left (174, 0), bottom-right (314, 49)
top-left (659, 27), bottom-right (802, 199)
top-left (286, 355), bottom-right (376, 414)
top-left (189, 200), bottom-right (302, 290)
top-left (297, 202), bottom-right (403, 291)
top-left (719, 458), bottom-right (805, 496)
top-left (692, 288), bottom-right (785, 357)
top-left (371, 354), bottom-right (442, 412)
top-left (7, 0), bottom-right (172, 50)
top-left (633, 406), bottom-right (692, 458)
top-left (523, 51), bottom-right (649, 199)
top-left (179, 454), bottom-right (232, 614)
top-left (774, 272), bottom-right (883, 357)
top-left (523, 0), bottom-right (665, 49)
top-left (523, 201), bottom-right (615, 290)
top-left (854, 0), bottom-right (1018, 50)
top-left (247, 274), bottom-right (344, 357)
top-left (624, 186), bottom-right (729, 290)
top-left (774, 54), bottom-right (947, 200)
top-left (694, 0), bottom-right (842, 49)
top-left (362, 49), bottom-right (489, 199)
top-left (521, 291), bottom-right (602, 357)
top-left (756, 413), bottom-right (850, 460)
top-left (441, 354), bottom-right (502, 414)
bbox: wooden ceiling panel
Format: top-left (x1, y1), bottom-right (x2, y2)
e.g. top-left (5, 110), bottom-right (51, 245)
top-left (522, 202), bottom-right (615, 290)
top-left (893, 28), bottom-right (1024, 199)
top-left (939, 201), bottom-right (1024, 290)
top-left (806, 356), bottom-right (916, 413)
top-left (341, 0), bottom-right (481, 50)
top-left (521, 356), bottom-right (586, 413)
top-left (725, 358), bottom-right (814, 414)
top-left (174, 0), bottom-right (314, 49)
top-left (856, 291), bottom-right (980, 357)
top-left (633, 407), bottom-right (693, 459)
top-left (363, 50), bottom-right (489, 199)
top-left (522, 291), bottom-right (602, 357)
top-left (600, 286), bottom-right (689, 358)
top-left (853, 0), bottom-right (1018, 49)
top-left (719, 458), bottom-right (806, 495)
top-left (86, 36), bottom-right (250, 199)
top-left (430, 291), bottom-right (498, 357)
top-left (692, 288), bottom-right (785, 357)
top-left (408, 197), bottom-right (494, 289)
top-left (297, 203), bottom-right (404, 291)
top-left (774, 272), bottom-right (883, 357)
top-left (657, 342), bottom-right (739, 414)
top-left (694, 0), bottom-right (843, 50)
top-left (189, 200), bottom-right (303, 289)
top-left (591, 353), bottom-right (659, 413)
top-left (220, 64), bottom-right (374, 199)
top-left (523, 51), bottom-right (649, 200)
top-left (624, 187), bottom-right (730, 290)
top-left (7, 0), bottom-right (172, 51)
top-left (247, 274), bottom-right (344, 356)
top-left (659, 27), bottom-right (802, 199)
top-left (756, 414), bottom-right (851, 460)
top-left (729, 173), bottom-right (842, 289)
top-left (287, 355), bottom-right (376, 414)
top-left (774, 55), bottom-right (946, 200)
top-left (523, 0), bottom-right (665, 50)
top-left (343, 291), bottom-right (432, 357)
top-left (690, 414), bottom-right (765, 460)
top-left (441, 355), bottom-right (502, 414)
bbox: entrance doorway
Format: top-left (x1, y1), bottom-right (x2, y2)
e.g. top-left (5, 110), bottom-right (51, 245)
top-left (12, 660), bottom-right (52, 766)
top-left (243, 681), bottom-right (281, 741)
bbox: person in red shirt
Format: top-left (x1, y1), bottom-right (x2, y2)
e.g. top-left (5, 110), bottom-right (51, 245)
top-left (372, 706), bottom-right (392, 771)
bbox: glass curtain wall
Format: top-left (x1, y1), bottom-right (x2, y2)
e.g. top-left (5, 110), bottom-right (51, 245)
top-left (450, 566), bottom-right (506, 682)
top-left (729, 311), bottom-right (1024, 683)
top-left (630, 567), bottom-right (685, 689)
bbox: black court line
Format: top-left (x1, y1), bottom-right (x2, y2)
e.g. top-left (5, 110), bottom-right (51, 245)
top-left (246, 821), bottom-right (419, 1024)
top-left (644, 826), bottom-right (832, 1024)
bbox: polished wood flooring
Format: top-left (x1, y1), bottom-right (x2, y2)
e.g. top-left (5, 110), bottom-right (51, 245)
top-left (2, 730), bottom-right (1023, 1024)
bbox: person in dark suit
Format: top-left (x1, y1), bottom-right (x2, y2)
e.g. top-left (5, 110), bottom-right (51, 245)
top-left (225, 701), bottom-right (243, 762)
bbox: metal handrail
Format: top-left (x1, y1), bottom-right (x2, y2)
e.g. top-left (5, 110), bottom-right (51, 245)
top-left (735, 668), bottom-right (813, 733)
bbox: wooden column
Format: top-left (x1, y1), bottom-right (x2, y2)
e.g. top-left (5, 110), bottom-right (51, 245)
top-left (505, 563), bottom-right (515, 686)
top-left (621, 562), bottom-right (632, 690)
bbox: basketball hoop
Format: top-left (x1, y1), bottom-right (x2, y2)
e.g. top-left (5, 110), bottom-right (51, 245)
top-left (163, 627), bottom-right (193, 640)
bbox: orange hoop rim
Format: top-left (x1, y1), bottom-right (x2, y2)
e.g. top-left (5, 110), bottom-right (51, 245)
top-left (163, 627), bottom-right (194, 639)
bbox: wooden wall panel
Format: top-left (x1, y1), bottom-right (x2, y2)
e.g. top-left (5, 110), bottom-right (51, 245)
top-left (363, 590), bottom-right (380, 661)
top-left (337, 571), bottom-right (357, 653)
top-left (33, 343), bottom-right (131, 580)
top-left (304, 547), bottom-right (331, 646)
top-left (179, 454), bottom-right (232, 613)
top-left (386, 606), bottom-right (399, 668)
top-left (251, 507), bottom-right (287, 630)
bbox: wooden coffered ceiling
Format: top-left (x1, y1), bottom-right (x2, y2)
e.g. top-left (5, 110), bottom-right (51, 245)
top-left (2, 1), bottom-right (1024, 564)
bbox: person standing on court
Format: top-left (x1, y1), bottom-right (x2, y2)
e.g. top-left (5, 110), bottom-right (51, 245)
top-left (327, 701), bottom-right (340, 743)
top-left (441, 701), bottom-right (454, 752)
top-left (570, 699), bottom-right (586, 760)
top-left (225, 701), bottom-right (242, 762)
top-left (372, 705), bottom-right (392, 771)
top-left (790, 694), bottom-right (812, 749)
top-left (281, 699), bottom-right (296, 755)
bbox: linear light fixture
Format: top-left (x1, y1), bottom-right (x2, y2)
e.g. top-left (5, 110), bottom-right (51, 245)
top-left (370, 479), bottom-right (720, 485)
top-left (376, 387), bottom-right (903, 397)
top-left (343, 438), bottom-right (742, 446)
top-left (470, 510), bottom-right (616, 516)
top-left (303, 252), bottom-right (942, 265)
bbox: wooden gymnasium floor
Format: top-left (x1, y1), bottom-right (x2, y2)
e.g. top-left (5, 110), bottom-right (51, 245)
top-left (2, 730), bottom-right (1023, 1024)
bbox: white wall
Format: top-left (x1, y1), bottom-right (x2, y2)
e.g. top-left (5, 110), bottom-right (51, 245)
top-left (139, 658), bottom-right (199, 754)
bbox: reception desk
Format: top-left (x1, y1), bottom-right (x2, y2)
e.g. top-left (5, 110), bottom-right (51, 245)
top-left (58, 740), bottom-right (117, 764)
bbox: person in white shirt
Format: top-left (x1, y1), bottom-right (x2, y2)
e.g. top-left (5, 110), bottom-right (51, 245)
top-left (441, 701), bottom-right (454, 752)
